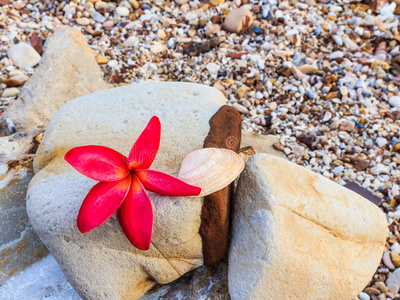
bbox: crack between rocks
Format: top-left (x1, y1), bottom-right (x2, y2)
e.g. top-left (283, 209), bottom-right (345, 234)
top-left (177, 233), bottom-right (198, 246)
top-left (100, 244), bottom-right (198, 262)
top-left (236, 207), bottom-right (378, 278)
top-left (277, 203), bottom-right (381, 245)
top-left (238, 203), bottom-right (382, 247)
top-left (151, 242), bottom-right (182, 277)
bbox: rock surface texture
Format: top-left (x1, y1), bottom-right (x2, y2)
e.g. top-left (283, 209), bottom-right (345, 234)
top-left (229, 154), bottom-right (387, 300)
top-left (0, 255), bottom-right (79, 299)
top-left (0, 133), bottom-right (33, 163)
top-left (0, 254), bottom-right (228, 300)
top-left (27, 82), bottom-right (226, 300)
top-left (5, 26), bottom-right (109, 132)
top-left (0, 157), bottom-right (48, 284)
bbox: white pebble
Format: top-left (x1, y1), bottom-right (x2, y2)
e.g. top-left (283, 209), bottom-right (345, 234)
top-left (76, 17), bottom-right (90, 26)
top-left (233, 103), bottom-right (248, 114)
top-left (389, 96), bottom-right (400, 108)
top-left (358, 292), bottom-right (370, 300)
top-left (255, 91), bottom-right (263, 99)
top-left (376, 137), bottom-right (387, 147)
top-left (356, 78), bottom-right (366, 88)
top-left (283, 61), bottom-right (293, 68)
top-left (206, 62), bottom-right (220, 75)
top-left (329, 51), bottom-right (344, 59)
top-left (283, 147), bottom-right (291, 155)
top-left (333, 165), bottom-right (344, 174)
top-left (107, 60), bottom-right (118, 68)
top-left (116, 7), bottom-right (130, 17)
top-left (333, 35), bottom-right (343, 46)
top-left (286, 29), bottom-right (299, 36)
top-left (391, 242), bottom-right (400, 254)
top-left (257, 58), bottom-right (265, 70)
top-left (7, 43), bottom-right (41, 69)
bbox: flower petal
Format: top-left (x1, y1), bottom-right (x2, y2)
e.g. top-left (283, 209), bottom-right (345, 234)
top-left (65, 146), bottom-right (130, 182)
top-left (136, 169), bottom-right (201, 196)
top-left (128, 116), bottom-right (161, 170)
top-left (118, 175), bottom-right (153, 250)
top-left (77, 175), bottom-right (131, 233)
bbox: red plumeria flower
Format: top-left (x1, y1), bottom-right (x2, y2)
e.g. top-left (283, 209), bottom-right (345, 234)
top-left (64, 116), bottom-right (201, 250)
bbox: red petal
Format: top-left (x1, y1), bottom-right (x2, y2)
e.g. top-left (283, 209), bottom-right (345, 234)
top-left (136, 169), bottom-right (201, 196)
top-left (118, 175), bottom-right (153, 250)
top-left (128, 116), bottom-right (161, 170)
top-left (65, 146), bottom-right (130, 182)
top-left (77, 175), bottom-right (131, 233)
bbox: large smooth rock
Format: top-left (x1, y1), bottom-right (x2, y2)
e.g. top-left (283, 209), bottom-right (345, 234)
top-left (229, 154), bottom-right (387, 300)
top-left (27, 82), bottom-right (226, 299)
top-left (6, 26), bottom-right (109, 132)
top-left (0, 157), bottom-right (48, 284)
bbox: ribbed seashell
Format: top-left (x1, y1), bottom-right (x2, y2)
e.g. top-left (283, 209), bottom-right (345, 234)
top-left (178, 148), bottom-right (245, 197)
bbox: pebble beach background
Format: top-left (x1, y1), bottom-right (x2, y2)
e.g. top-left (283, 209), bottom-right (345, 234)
top-left (0, 0), bottom-right (400, 299)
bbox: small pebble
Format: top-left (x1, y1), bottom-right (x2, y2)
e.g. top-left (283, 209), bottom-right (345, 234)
top-left (233, 103), bottom-right (248, 114)
top-left (358, 292), bottom-right (370, 300)
top-left (7, 43), bottom-right (41, 69)
top-left (2, 87), bottom-right (19, 97)
top-left (375, 281), bottom-right (388, 293)
top-left (6, 118), bottom-right (16, 133)
top-left (96, 56), bottom-right (108, 64)
top-left (223, 8), bottom-right (254, 34)
top-left (376, 137), bottom-right (387, 148)
top-left (107, 60), bottom-right (118, 68)
top-left (102, 20), bottom-right (114, 29)
top-left (389, 96), bottom-right (400, 108)
top-left (383, 251), bottom-right (395, 270)
top-left (76, 17), bottom-right (90, 26)
top-left (391, 251), bottom-right (400, 268)
top-left (206, 62), bottom-right (220, 75)
top-left (339, 120), bottom-right (355, 132)
top-left (116, 7), bottom-right (130, 17)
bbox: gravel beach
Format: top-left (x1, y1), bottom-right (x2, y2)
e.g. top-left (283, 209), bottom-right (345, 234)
top-left (1, 0), bottom-right (400, 298)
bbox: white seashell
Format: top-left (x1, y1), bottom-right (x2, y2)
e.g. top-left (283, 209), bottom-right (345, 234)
top-left (178, 148), bottom-right (245, 197)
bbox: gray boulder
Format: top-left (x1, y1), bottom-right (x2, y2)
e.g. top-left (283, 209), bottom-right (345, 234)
top-left (27, 82), bottom-right (226, 299)
top-left (229, 154), bottom-right (387, 300)
top-left (5, 26), bottom-right (110, 133)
